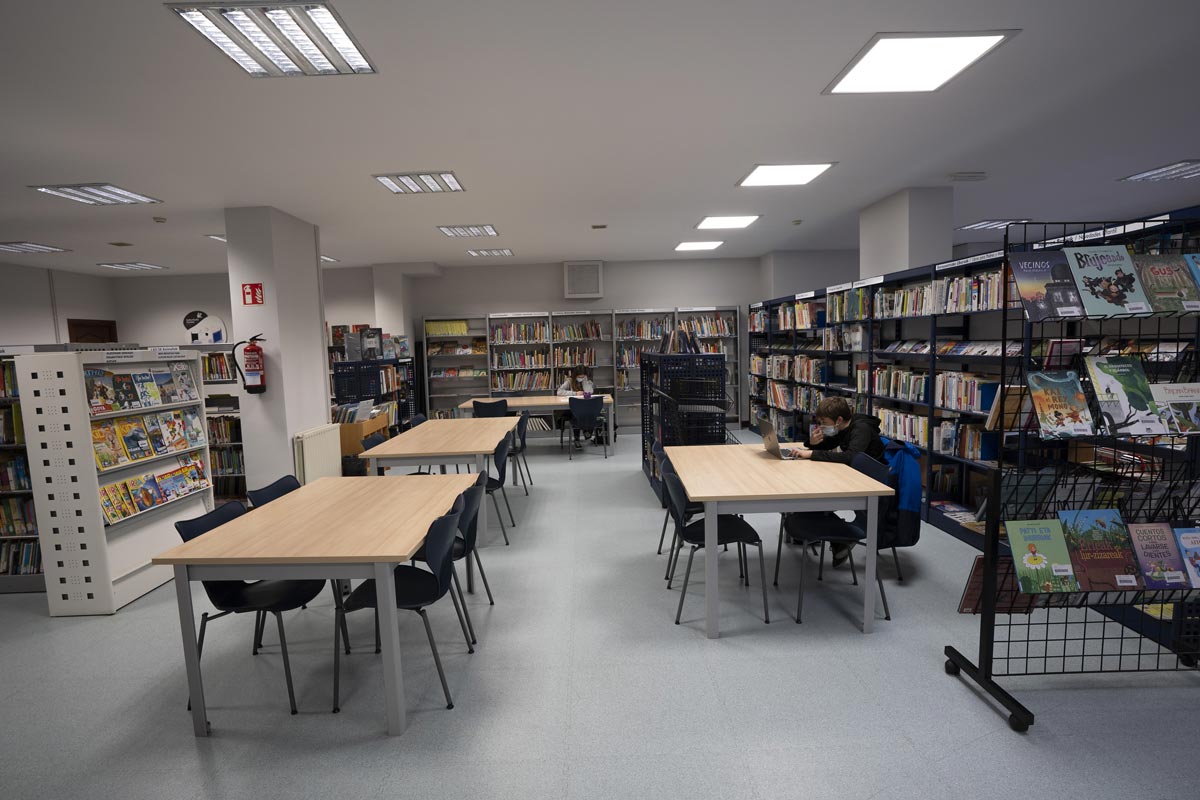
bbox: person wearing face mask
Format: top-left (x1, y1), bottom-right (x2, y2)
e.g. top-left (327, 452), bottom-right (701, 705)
top-left (556, 368), bottom-right (596, 449)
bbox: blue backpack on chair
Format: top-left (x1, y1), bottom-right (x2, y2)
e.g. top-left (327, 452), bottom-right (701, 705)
top-left (879, 437), bottom-right (922, 550)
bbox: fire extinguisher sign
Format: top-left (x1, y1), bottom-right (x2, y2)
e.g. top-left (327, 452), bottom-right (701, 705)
top-left (242, 283), bottom-right (265, 305)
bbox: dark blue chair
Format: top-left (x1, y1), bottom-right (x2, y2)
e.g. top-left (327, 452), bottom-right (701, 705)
top-left (778, 453), bottom-right (893, 624)
top-left (416, 473), bottom-right (491, 645)
top-left (486, 437), bottom-right (515, 544)
top-left (334, 497), bottom-right (467, 712)
top-left (473, 399), bottom-right (509, 418)
top-left (246, 475), bottom-right (301, 508)
top-left (175, 501), bottom-right (326, 715)
top-left (659, 457), bottom-right (703, 577)
top-left (409, 413), bottom-right (428, 427)
top-left (566, 396), bottom-right (606, 460)
top-left (509, 411), bottom-right (532, 495)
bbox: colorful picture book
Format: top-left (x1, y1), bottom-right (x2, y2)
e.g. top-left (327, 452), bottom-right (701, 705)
top-left (1084, 355), bottom-right (1169, 436)
top-left (1027, 371), bottom-right (1094, 438)
top-left (1009, 251), bottom-right (1084, 322)
top-left (1127, 522), bottom-right (1189, 589)
top-left (86, 365), bottom-right (200, 417)
top-left (1182, 254), bottom-right (1200, 293)
top-left (1176, 528), bottom-right (1200, 588)
top-left (171, 363), bottom-right (199, 401)
top-left (1132, 254), bottom-right (1200, 313)
top-left (116, 418), bottom-right (153, 462)
top-left (84, 368), bottom-right (116, 414)
top-left (1149, 383), bottom-right (1200, 433)
top-left (1064, 246), bottom-right (1152, 316)
top-left (957, 555), bottom-right (1035, 615)
top-left (1057, 509), bottom-right (1141, 590)
top-left (126, 474), bottom-right (163, 512)
top-left (1005, 519), bottom-right (1081, 594)
top-left (131, 372), bottom-right (161, 407)
top-left (111, 373), bottom-right (141, 410)
top-left (90, 420), bottom-right (129, 470)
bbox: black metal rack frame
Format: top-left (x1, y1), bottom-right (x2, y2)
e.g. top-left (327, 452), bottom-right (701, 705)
top-left (640, 352), bottom-right (728, 498)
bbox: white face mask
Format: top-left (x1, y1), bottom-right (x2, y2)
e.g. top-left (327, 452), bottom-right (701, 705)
top-left (575, 376), bottom-right (586, 384)
top-left (820, 425), bottom-right (838, 437)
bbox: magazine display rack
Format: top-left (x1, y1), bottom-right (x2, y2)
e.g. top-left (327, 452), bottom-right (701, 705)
top-left (15, 349), bottom-right (213, 616)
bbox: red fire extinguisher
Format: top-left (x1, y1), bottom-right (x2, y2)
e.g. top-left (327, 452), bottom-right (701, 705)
top-left (232, 334), bottom-right (267, 394)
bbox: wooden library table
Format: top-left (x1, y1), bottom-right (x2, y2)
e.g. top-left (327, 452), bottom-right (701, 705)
top-left (154, 474), bottom-right (477, 737)
top-left (455, 394), bottom-right (616, 453)
top-left (664, 444), bottom-right (894, 638)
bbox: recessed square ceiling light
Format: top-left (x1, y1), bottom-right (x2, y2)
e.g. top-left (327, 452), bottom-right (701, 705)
top-left (439, 225), bottom-right (498, 238)
top-left (697, 216), bottom-right (759, 229)
top-left (467, 249), bottom-right (513, 257)
top-left (31, 183), bottom-right (160, 205)
top-left (957, 219), bottom-right (1031, 231)
top-left (1120, 160), bottom-right (1200, 182)
top-left (739, 164), bottom-right (834, 187)
top-left (675, 241), bottom-right (723, 251)
top-left (375, 172), bottom-right (464, 194)
top-left (169, 2), bottom-right (374, 77)
top-left (320, 254), bottom-right (339, 263)
top-left (0, 242), bottom-right (69, 254)
top-left (825, 31), bottom-right (1016, 94)
top-left (205, 234), bottom-right (228, 242)
top-left (98, 262), bottom-right (168, 271)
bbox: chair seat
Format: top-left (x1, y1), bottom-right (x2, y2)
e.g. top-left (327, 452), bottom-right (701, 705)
top-left (783, 512), bottom-right (865, 544)
top-left (485, 476), bottom-right (504, 491)
top-left (678, 514), bottom-right (761, 547)
top-left (414, 536), bottom-right (467, 563)
top-left (209, 578), bottom-right (327, 613)
top-left (343, 566), bottom-right (442, 612)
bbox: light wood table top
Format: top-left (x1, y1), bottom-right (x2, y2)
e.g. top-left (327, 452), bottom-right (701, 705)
top-left (665, 444), bottom-right (894, 502)
top-left (359, 417), bottom-right (517, 459)
top-left (152, 475), bottom-right (476, 564)
top-left (457, 394), bottom-right (613, 411)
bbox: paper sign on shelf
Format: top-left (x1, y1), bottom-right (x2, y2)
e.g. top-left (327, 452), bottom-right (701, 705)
top-left (152, 346), bottom-right (183, 359)
top-left (677, 307), bottom-right (716, 312)
top-left (852, 276), bottom-right (884, 288)
top-left (105, 350), bottom-right (139, 362)
top-left (794, 291), bottom-right (815, 300)
top-left (826, 282), bottom-right (853, 293)
top-left (935, 250), bottom-right (1005, 271)
top-left (750, 302), bottom-right (764, 309)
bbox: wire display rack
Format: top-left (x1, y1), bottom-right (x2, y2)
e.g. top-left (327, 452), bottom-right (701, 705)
top-left (639, 352), bottom-right (728, 498)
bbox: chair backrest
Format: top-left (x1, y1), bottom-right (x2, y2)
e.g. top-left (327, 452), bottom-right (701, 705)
top-left (492, 435), bottom-right (510, 483)
top-left (174, 501), bottom-right (249, 609)
top-left (568, 396), bottom-right (604, 429)
top-left (361, 432), bottom-right (387, 451)
top-left (516, 410), bottom-right (530, 446)
top-left (245, 475), bottom-right (301, 508)
top-left (410, 413), bottom-right (427, 428)
top-left (457, 473), bottom-right (488, 552)
top-left (662, 471), bottom-right (691, 532)
top-left (849, 452), bottom-right (896, 546)
top-left (422, 496), bottom-right (465, 595)
top-left (474, 399), bottom-right (509, 418)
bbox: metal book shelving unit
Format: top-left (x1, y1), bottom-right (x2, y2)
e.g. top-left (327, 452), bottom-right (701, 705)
top-left (639, 352), bottom-right (729, 499)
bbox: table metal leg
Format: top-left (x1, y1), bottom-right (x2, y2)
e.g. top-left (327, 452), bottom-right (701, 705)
top-left (173, 565), bottom-right (209, 737)
top-left (863, 496), bottom-right (879, 634)
top-left (375, 561), bottom-right (407, 735)
top-left (608, 404), bottom-right (615, 454)
top-left (467, 454), bottom-right (486, 591)
top-left (704, 502), bottom-right (719, 639)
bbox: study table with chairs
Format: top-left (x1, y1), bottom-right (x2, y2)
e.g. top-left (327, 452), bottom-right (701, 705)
top-left (456, 394), bottom-right (616, 456)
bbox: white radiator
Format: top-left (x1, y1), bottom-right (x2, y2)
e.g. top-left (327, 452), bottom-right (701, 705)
top-left (293, 423), bottom-right (342, 484)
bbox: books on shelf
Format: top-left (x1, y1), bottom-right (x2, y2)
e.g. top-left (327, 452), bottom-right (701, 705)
top-left (935, 270), bottom-right (1006, 314)
top-left (0, 495), bottom-right (36, 536)
top-left (1084, 355), bottom-right (1169, 436)
top-left (776, 303), bottom-right (797, 331)
top-left (490, 320), bottom-right (548, 344)
top-left (492, 350), bottom-right (548, 369)
top-left (206, 414), bottom-right (241, 445)
top-left (1009, 251), bottom-right (1085, 321)
top-left (553, 319), bottom-right (603, 341)
top-left (878, 407), bottom-right (928, 448)
top-left (553, 346), bottom-right (596, 367)
top-left (0, 361), bottom-right (17, 399)
top-left (873, 366), bottom-right (927, 403)
top-left (425, 319), bottom-right (470, 336)
top-left (874, 282), bottom-right (936, 318)
top-left (0, 452), bottom-right (30, 492)
top-left (1128, 523), bottom-right (1189, 589)
top-left (200, 352), bottom-right (234, 382)
top-left (93, 409), bottom-right (201, 470)
top-left (0, 540), bottom-right (41, 576)
top-left (1149, 383), bottom-right (1200, 433)
top-left (793, 356), bottom-right (825, 385)
top-left (210, 446), bottom-right (245, 477)
top-left (428, 338), bottom-right (487, 356)
top-left (1132, 254), bottom-right (1200, 313)
top-left (98, 454), bottom-right (209, 525)
top-left (491, 371), bottom-right (551, 392)
top-left (0, 405), bottom-right (24, 446)
top-left (767, 380), bottom-right (793, 410)
top-left (680, 314), bottom-right (735, 338)
top-left (430, 366), bottom-right (487, 379)
top-left (935, 371), bottom-right (998, 414)
top-left (1058, 509), bottom-right (1141, 590)
top-left (749, 354), bottom-right (766, 376)
top-left (766, 355), bottom-right (791, 380)
top-left (1027, 371), bottom-right (1095, 438)
top-left (618, 316), bottom-right (672, 340)
top-left (86, 364), bottom-right (199, 417)
top-left (1005, 519), bottom-right (1081, 594)
top-left (1063, 246), bottom-right (1152, 316)
top-left (1173, 528), bottom-right (1200, 588)
top-left (823, 323), bottom-right (872, 351)
top-left (748, 308), bottom-right (769, 333)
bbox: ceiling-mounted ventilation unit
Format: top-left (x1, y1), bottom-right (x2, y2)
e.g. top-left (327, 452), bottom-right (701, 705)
top-left (564, 261), bottom-right (603, 299)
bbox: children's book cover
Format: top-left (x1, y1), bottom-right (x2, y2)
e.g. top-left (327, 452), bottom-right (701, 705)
top-left (181, 408), bottom-right (205, 447)
top-left (155, 467), bottom-right (191, 502)
top-left (1127, 522), bottom-right (1189, 589)
top-left (1063, 246), bottom-right (1153, 316)
top-left (1057, 509), bottom-right (1141, 590)
top-left (1027, 371), bottom-right (1094, 437)
top-left (1084, 355), bottom-right (1169, 435)
top-left (158, 411), bottom-right (189, 451)
top-left (1132, 254), bottom-right (1200, 313)
top-left (1004, 519), bottom-right (1081, 593)
top-left (144, 415), bottom-right (170, 456)
top-left (170, 362), bottom-right (199, 402)
top-left (1174, 527), bottom-right (1200, 588)
top-left (1009, 252), bottom-right (1084, 321)
top-left (84, 368), bottom-right (115, 414)
top-left (110, 373), bottom-right (142, 411)
top-left (116, 418), bottom-right (153, 461)
top-left (151, 368), bottom-right (178, 404)
top-left (1149, 383), bottom-right (1200, 433)
top-left (126, 474), bottom-right (163, 512)
top-left (98, 486), bottom-right (120, 525)
top-left (114, 482), bottom-right (139, 517)
top-left (91, 420), bottom-right (128, 470)
top-left (1182, 254), bottom-right (1200, 293)
top-left (132, 372), bottom-right (161, 407)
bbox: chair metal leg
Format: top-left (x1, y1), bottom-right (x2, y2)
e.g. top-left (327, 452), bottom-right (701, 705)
top-left (253, 609), bottom-right (265, 654)
top-left (332, 610), bottom-right (342, 713)
top-left (500, 486), bottom-right (516, 527)
top-left (736, 542), bottom-right (745, 583)
top-left (374, 607), bottom-right (381, 654)
top-left (675, 546), bottom-right (698, 624)
top-left (878, 574), bottom-right (892, 621)
top-left (818, 541), bottom-right (826, 581)
top-left (451, 565), bottom-right (476, 646)
top-left (756, 543), bottom-right (769, 624)
top-left (331, 581), bottom-right (351, 654)
top-left (667, 538), bottom-right (684, 588)
top-left (847, 547), bottom-right (859, 586)
top-left (892, 547), bottom-right (904, 582)
top-left (664, 530), bottom-right (680, 580)
top-left (774, 518), bottom-right (785, 586)
top-left (490, 492), bottom-right (510, 545)
top-left (418, 609), bottom-right (453, 710)
top-left (658, 508), bottom-right (671, 554)
top-left (521, 451), bottom-right (533, 485)
top-left (448, 579), bottom-right (475, 654)
top-left (796, 540), bottom-right (807, 623)
top-left (473, 549), bottom-right (495, 605)
top-left (568, 422), bottom-right (573, 461)
top-left (273, 612), bottom-right (298, 715)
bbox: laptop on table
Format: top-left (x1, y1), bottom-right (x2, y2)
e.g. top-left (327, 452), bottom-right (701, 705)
top-left (759, 417), bottom-right (800, 460)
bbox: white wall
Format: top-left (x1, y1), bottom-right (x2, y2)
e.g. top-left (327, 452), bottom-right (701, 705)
top-left (859, 187), bottom-right (953, 278)
top-left (759, 250), bottom-right (859, 298)
top-left (322, 266), bottom-right (376, 328)
top-left (114, 274), bottom-right (232, 346)
top-left (51, 271), bottom-right (119, 340)
top-left (0, 262), bottom-right (57, 344)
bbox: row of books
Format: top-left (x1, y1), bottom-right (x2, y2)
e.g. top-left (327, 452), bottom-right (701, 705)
top-left (1011, 248), bottom-right (1200, 321)
top-left (879, 407), bottom-right (929, 448)
top-left (615, 371), bottom-right (639, 391)
top-left (207, 415), bottom-right (241, 445)
top-left (749, 308), bottom-right (769, 333)
top-left (617, 345), bottom-right (653, 368)
top-left (85, 363), bottom-right (199, 416)
top-left (0, 496), bottom-right (36, 536)
top-left (765, 355), bottom-right (791, 380)
top-left (0, 540), bottom-right (39, 576)
top-left (211, 447), bottom-right (244, 476)
top-left (490, 321), bottom-right (548, 344)
top-left (0, 454), bottom-right (31, 492)
top-left (827, 287), bottom-right (872, 323)
top-left (553, 320), bottom-right (604, 340)
top-left (212, 475), bottom-right (247, 500)
top-left (767, 381), bottom-right (793, 410)
top-left (938, 271), bottom-right (1009, 315)
top-left (424, 319), bottom-right (470, 336)
top-left (553, 347), bottom-right (597, 367)
top-left (617, 317), bottom-right (672, 340)
top-left (492, 350), bottom-right (548, 369)
top-left (1005, 509), bottom-right (1200, 593)
top-left (879, 339), bottom-right (1024, 357)
top-left (200, 352), bottom-right (234, 382)
top-left (874, 282), bottom-right (942, 319)
top-left (1, 361), bottom-right (18, 398)
top-left (491, 372), bottom-right (551, 392)
top-left (774, 302), bottom-right (823, 331)
top-left (871, 365), bottom-right (928, 403)
top-left (749, 354), bottom-right (767, 376)
top-left (934, 372), bottom-right (998, 414)
top-left (0, 406), bottom-right (20, 446)
top-left (679, 315), bottom-right (736, 338)
top-left (823, 324), bottom-right (872, 351)
top-left (428, 338), bottom-right (487, 356)
top-left (430, 366), bottom-right (488, 379)
top-left (99, 455), bottom-right (209, 525)
top-left (794, 356), bottom-right (825, 384)
top-left (91, 410), bottom-right (205, 470)
top-left (933, 421), bottom-right (995, 463)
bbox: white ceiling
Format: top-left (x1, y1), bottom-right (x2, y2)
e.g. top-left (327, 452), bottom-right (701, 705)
top-left (1, 0), bottom-right (1199, 277)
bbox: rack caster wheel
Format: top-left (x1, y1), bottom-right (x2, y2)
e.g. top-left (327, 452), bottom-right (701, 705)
top-left (1178, 653), bottom-right (1197, 668)
top-left (1008, 714), bottom-right (1029, 733)
top-left (944, 659), bottom-right (960, 676)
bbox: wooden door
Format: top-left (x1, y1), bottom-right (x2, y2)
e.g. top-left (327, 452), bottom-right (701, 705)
top-left (67, 319), bottom-right (118, 344)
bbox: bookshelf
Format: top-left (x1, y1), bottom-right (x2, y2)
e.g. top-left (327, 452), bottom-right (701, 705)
top-left (423, 315), bottom-right (489, 419)
top-left (488, 311), bottom-right (552, 396)
top-left (551, 309), bottom-right (614, 396)
top-left (616, 309), bottom-right (675, 431)
top-left (0, 347), bottom-right (43, 593)
top-left (187, 344), bottom-right (246, 503)
top-left (678, 306), bottom-right (741, 425)
top-left (15, 348), bottom-right (214, 616)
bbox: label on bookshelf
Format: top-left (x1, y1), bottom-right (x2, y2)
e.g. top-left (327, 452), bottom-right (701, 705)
top-left (935, 250), bottom-right (1005, 271)
top-left (151, 346), bottom-right (183, 358)
top-left (750, 302), bottom-right (764, 309)
top-left (492, 311), bottom-right (547, 318)
top-left (104, 351), bottom-right (140, 362)
top-left (552, 310), bottom-right (589, 316)
top-left (795, 291), bottom-right (815, 300)
top-left (677, 306), bottom-right (716, 312)
top-left (852, 276), bottom-right (885, 288)
top-left (0, 346), bottom-right (35, 356)
top-left (617, 308), bottom-right (665, 314)
top-left (826, 282), bottom-right (852, 293)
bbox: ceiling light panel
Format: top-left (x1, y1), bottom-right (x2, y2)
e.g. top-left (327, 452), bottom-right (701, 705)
top-left (0, 242), bottom-right (69, 254)
top-left (697, 216), bottom-right (759, 229)
top-left (957, 219), bottom-right (1031, 231)
top-left (375, 172), bottom-right (464, 194)
top-left (826, 32), bottom-right (1015, 94)
top-left (205, 234), bottom-right (228, 242)
top-left (320, 255), bottom-right (339, 263)
top-left (31, 183), bottom-right (161, 205)
top-left (439, 225), bottom-right (498, 238)
top-left (1121, 160), bottom-right (1200, 182)
top-left (467, 249), bottom-right (513, 257)
top-left (169, 3), bottom-right (376, 77)
top-left (675, 242), bottom-right (723, 251)
top-left (739, 164), bottom-right (833, 187)
top-left (98, 262), bottom-right (167, 271)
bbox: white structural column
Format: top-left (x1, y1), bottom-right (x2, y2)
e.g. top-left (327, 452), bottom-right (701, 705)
top-left (859, 187), bottom-right (953, 278)
top-left (225, 206), bottom-right (329, 489)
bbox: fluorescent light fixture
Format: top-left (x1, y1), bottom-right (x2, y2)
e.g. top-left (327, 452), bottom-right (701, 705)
top-left (467, 249), bottom-right (513, 257)
top-left (697, 215), bottom-right (759, 229)
top-left (825, 31), bottom-right (1015, 94)
top-left (98, 262), bottom-right (167, 271)
top-left (320, 254), bottom-right (339, 263)
top-left (169, 3), bottom-right (375, 77)
top-left (205, 234), bottom-right (228, 242)
top-left (739, 164), bottom-right (833, 187)
top-left (374, 172), bottom-right (464, 193)
top-left (439, 225), bottom-right (498, 237)
top-left (957, 219), bottom-right (1031, 231)
top-left (675, 241), bottom-right (723, 251)
top-left (31, 183), bottom-right (161, 205)
top-left (0, 242), bottom-right (69, 254)
top-left (1120, 160), bottom-right (1200, 182)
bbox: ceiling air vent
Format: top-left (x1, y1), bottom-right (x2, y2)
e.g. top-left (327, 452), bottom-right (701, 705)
top-left (948, 171), bottom-right (988, 182)
top-left (564, 261), bottom-right (603, 299)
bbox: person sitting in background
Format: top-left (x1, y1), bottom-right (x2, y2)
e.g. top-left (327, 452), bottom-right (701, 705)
top-left (556, 368), bottom-right (595, 449)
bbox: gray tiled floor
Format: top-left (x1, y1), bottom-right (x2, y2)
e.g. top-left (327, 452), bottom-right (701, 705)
top-left (1, 434), bottom-right (1195, 800)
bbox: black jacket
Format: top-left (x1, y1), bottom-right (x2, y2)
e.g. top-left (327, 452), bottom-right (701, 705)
top-left (809, 413), bottom-right (885, 465)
